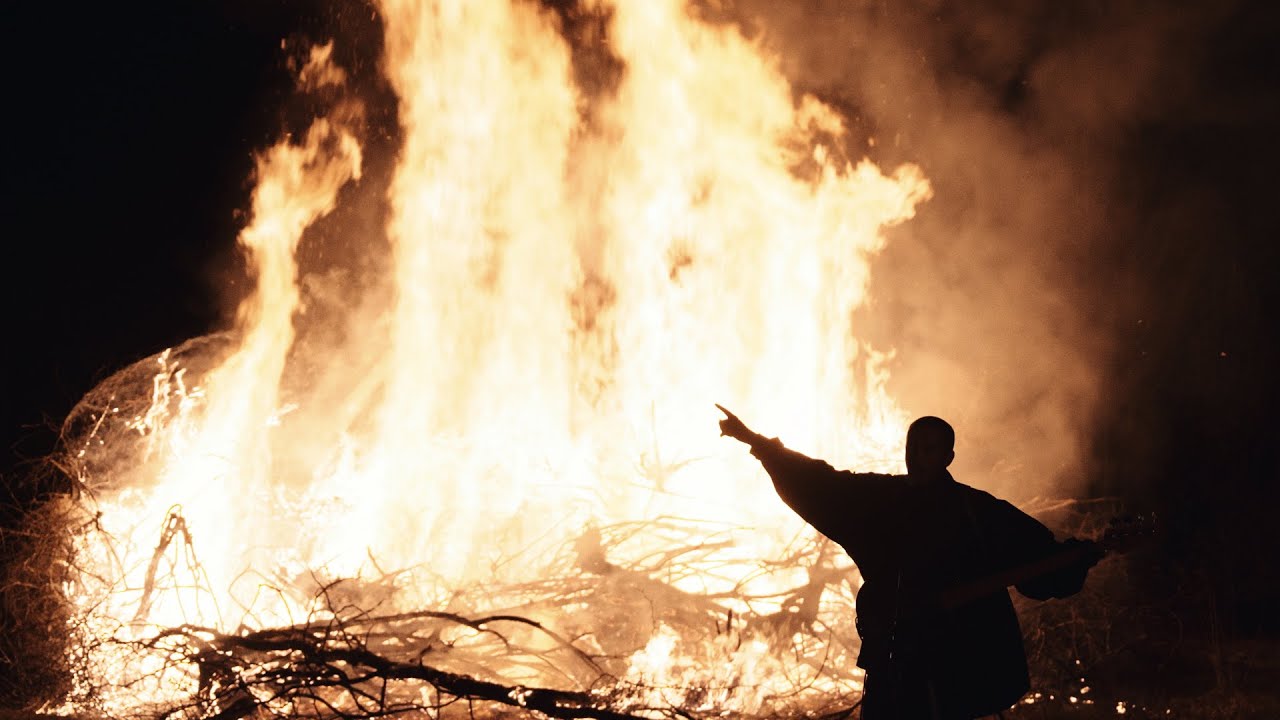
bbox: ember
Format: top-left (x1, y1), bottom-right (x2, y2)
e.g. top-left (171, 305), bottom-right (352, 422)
top-left (52, 0), bottom-right (931, 717)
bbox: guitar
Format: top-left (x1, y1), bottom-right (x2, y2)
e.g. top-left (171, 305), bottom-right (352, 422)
top-left (938, 513), bottom-right (1157, 610)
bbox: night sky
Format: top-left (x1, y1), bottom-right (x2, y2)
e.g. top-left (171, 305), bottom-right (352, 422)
top-left (4, 2), bottom-right (299, 467)
top-left (2, 0), bottom-right (1279, 707)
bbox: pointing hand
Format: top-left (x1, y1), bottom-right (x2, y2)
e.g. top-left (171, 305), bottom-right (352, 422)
top-left (716, 404), bottom-right (754, 444)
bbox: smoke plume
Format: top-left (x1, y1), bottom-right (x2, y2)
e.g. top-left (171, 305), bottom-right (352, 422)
top-left (716, 0), bottom-right (1244, 499)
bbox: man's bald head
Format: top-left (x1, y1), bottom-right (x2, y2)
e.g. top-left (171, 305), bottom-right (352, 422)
top-left (905, 416), bottom-right (955, 477)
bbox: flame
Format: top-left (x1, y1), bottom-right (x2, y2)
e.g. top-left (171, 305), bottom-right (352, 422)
top-left (60, 1), bottom-right (929, 715)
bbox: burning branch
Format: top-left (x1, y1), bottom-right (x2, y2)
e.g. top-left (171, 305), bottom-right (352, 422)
top-left (147, 621), bottom-right (658, 720)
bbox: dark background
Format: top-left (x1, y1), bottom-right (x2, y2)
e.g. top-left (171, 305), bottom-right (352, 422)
top-left (2, 1), bottom-right (300, 468)
top-left (1, 0), bottom-right (1278, 711)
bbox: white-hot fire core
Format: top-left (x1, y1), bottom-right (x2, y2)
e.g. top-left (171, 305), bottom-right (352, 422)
top-left (60, 1), bottom-right (930, 716)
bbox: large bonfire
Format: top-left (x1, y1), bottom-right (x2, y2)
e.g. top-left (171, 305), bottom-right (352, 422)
top-left (55, 1), bottom-right (931, 717)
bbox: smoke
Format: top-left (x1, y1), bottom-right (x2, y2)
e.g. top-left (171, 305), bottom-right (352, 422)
top-left (710, 0), bottom-right (1244, 500)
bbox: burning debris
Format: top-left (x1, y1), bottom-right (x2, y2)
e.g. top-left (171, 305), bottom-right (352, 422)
top-left (86, 523), bottom-right (863, 720)
top-left (59, 416), bottom-right (867, 718)
top-left (48, 328), bottom-right (879, 719)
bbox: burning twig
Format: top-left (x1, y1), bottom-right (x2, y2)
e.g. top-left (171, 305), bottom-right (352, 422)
top-left (132, 507), bottom-right (213, 624)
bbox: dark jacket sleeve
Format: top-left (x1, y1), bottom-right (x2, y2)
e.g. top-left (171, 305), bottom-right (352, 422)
top-left (979, 496), bottom-right (1097, 600)
top-left (1015, 537), bottom-right (1100, 599)
top-left (748, 436), bottom-right (887, 544)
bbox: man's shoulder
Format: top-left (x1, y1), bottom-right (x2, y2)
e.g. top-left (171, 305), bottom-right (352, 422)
top-left (837, 471), bottom-right (906, 500)
top-left (845, 470), bottom-right (902, 483)
top-left (949, 478), bottom-right (998, 500)
top-left (948, 478), bottom-right (1051, 535)
top-left (947, 478), bottom-right (1025, 514)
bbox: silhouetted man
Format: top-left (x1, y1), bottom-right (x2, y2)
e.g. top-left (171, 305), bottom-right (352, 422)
top-left (717, 407), bottom-right (1102, 720)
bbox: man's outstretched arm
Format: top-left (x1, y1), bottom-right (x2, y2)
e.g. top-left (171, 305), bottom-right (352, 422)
top-left (716, 404), bottom-right (855, 538)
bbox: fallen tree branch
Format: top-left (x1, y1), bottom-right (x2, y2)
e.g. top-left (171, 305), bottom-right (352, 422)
top-left (148, 622), bottom-right (682, 720)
